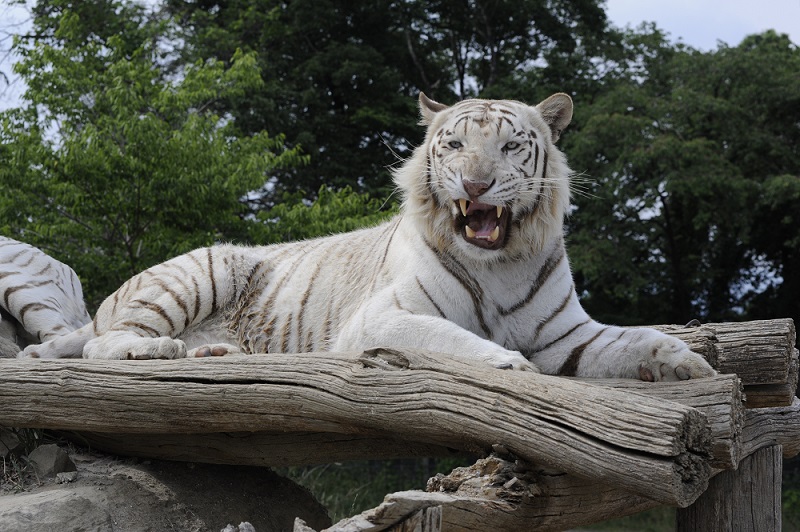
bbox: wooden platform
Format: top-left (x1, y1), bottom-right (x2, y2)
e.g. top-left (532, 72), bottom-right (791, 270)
top-left (0, 319), bottom-right (798, 531)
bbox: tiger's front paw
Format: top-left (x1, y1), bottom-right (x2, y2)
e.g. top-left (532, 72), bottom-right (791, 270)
top-left (638, 338), bottom-right (716, 382)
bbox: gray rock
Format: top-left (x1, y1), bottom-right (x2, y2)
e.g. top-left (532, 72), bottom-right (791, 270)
top-left (0, 489), bottom-right (114, 532)
top-left (221, 523), bottom-right (257, 532)
top-left (1, 449), bottom-right (331, 532)
top-left (27, 444), bottom-right (76, 478)
top-left (56, 471), bottom-right (78, 484)
top-left (0, 429), bottom-right (22, 459)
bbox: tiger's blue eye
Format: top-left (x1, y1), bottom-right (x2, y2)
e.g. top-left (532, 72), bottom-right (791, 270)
top-left (503, 141), bottom-right (520, 151)
top-left (448, 141), bottom-right (463, 149)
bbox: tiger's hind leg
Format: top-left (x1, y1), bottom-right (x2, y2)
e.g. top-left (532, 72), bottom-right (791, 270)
top-left (186, 343), bottom-right (242, 357)
top-left (77, 246), bottom-right (261, 360)
top-left (180, 317), bottom-right (244, 357)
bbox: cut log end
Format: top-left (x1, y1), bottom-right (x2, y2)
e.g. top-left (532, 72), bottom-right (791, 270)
top-left (673, 408), bottom-right (714, 507)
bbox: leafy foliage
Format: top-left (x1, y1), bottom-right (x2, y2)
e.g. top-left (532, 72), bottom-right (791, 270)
top-left (163, 0), bottom-right (609, 206)
top-left (0, 1), bottom-right (306, 309)
top-left (563, 29), bottom-right (800, 326)
top-left (252, 186), bottom-right (397, 244)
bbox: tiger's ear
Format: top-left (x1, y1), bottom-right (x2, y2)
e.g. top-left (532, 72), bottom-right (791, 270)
top-left (536, 93), bottom-right (573, 143)
top-left (419, 92), bottom-right (448, 125)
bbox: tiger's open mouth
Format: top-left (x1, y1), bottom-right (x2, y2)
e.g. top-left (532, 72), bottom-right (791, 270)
top-left (455, 199), bottom-right (511, 250)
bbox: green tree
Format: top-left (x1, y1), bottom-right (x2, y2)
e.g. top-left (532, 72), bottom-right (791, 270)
top-left (0, 0), bottom-right (306, 309)
top-left (163, 0), bottom-right (609, 207)
top-left (253, 185), bottom-right (397, 244)
top-left (564, 28), bottom-right (800, 326)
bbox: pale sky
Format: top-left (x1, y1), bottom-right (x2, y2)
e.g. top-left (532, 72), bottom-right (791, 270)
top-left (605, 0), bottom-right (800, 50)
top-left (1, 0), bottom-right (799, 111)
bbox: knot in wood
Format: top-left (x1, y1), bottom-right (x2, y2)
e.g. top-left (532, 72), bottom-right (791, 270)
top-left (359, 348), bottom-right (411, 370)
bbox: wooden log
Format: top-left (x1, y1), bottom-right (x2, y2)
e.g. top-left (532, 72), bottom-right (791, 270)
top-left (709, 319), bottom-right (796, 385)
top-left (655, 319), bottom-right (798, 408)
top-left (656, 319), bottom-right (796, 389)
top-left (582, 374), bottom-right (744, 469)
top-left (68, 430), bottom-right (472, 467)
top-left (297, 501), bottom-right (445, 532)
top-left (741, 396), bottom-right (800, 459)
top-left (676, 445), bottom-right (782, 531)
top-left (387, 506), bottom-right (441, 532)
top-left (296, 456), bottom-right (662, 532)
top-left (591, 378), bottom-right (800, 466)
top-left (742, 347), bottom-right (799, 408)
top-left (308, 438), bottom-right (793, 532)
top-left (66, 374), bottom-right (743, 472)
top-left (0, 349), bottom-right (711, 507)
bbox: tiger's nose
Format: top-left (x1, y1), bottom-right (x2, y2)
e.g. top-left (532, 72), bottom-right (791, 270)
top-left (462, 179), bottom-right (495, 198)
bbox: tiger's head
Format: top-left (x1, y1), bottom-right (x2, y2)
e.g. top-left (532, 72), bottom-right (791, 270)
top-left (395, 93), bottom-right (573, 262)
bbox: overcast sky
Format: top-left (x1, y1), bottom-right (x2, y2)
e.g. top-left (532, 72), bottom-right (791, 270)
top-left (1, 0), bottom-right (799, 111)
top-left (605, 0), bottom-right (800, 50)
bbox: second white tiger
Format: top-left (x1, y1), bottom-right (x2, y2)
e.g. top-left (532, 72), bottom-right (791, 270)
top-left (22, 93), bottom-right (716, 381)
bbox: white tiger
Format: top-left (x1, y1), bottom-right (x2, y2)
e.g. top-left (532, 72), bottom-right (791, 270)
top-left (1, 236), bottom-right (91, 358)
top-left (20, 93), bottom-right (716, 381)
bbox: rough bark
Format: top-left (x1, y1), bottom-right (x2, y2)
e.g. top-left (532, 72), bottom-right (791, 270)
top-left (676, 445), bottom-right (783, 532)
top-left (655, 319), bottom-right (797, 390)
top-left (581, 374), bottom-right (744, 469)
top-left (0, 348), bottom-right (711, 507)
top-left (64, 374), bottom-right (743, 471)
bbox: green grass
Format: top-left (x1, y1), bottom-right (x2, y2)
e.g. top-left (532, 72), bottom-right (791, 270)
top-left (274, 457), bottom-right (473, 522)
top-left (583, 507), bottom-right (674, 531)
top-left (784, 457), bottom-right (800, 532)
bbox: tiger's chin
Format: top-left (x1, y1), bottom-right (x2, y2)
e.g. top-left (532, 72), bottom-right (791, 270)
top-left (453, 199), bottom-right (512, 250)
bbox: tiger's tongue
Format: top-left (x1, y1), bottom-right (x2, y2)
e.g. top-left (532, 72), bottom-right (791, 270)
top-left (467, 210), bottom-right (498, 238)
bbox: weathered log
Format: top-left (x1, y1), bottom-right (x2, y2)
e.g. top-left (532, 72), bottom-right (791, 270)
top-left (296, 456), bottom-right (662, 532)
top-left (581, 374), bottom-right (744, 469)
top-left (586, 378), bottom-right (800, 466)
top-left (741, 396), bottom-right (800, 459)
top-left (66, 374), bottom-right (743, 472)
top-left (741, 348), bottom-right (799, 408)
top-left (676, 445), bottom-right (783, 531)
top-left (291, 397), bottom-right (799, 532)
top-left (710, 319), bottom-right (796, 385)
top-left (654, 319), bottom-right (797, 408)
top-left (0, 349), bottom-right (711, 507)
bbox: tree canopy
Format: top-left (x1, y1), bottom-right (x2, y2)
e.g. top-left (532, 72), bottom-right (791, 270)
top-left (163, 0), bottom-right (609, 205)
top-left (563, 28), bottom-right (800, 326)
top-left (0, 0), bottom-right (309, 308)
